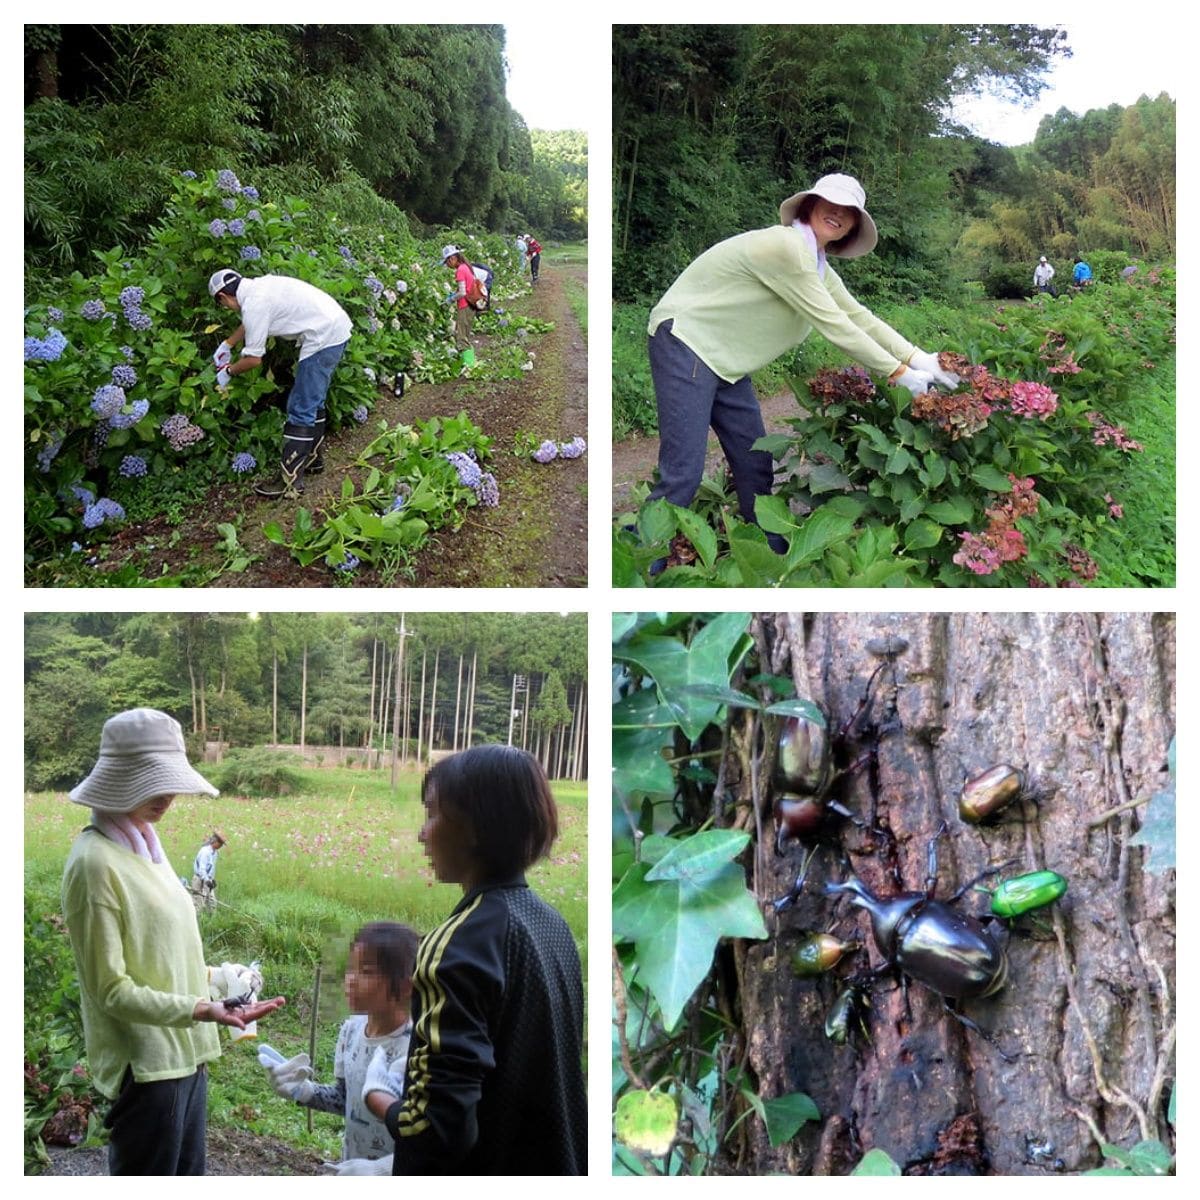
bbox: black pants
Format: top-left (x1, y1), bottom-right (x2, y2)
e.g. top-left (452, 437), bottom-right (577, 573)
top-left (529, 252), bottom-right (540, 282)
top-left (105, 1066), bottom-right (207, 1175)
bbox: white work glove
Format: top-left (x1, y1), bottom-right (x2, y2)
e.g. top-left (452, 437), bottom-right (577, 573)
top-left (361, 1046), bottom-right (404, 1106)
top-left (264, 1051), bottom-right (315, 1103)
top-left (216, 367), bottom-right (231, 388)
top-left (323, 1155), bottom-right (393, 1176)
top-left (908, 349), bottom-right (961, 389)
top-left (213, 341), bottom-right (232, 368)
top-left (892, 366), bottom-right (937, 397)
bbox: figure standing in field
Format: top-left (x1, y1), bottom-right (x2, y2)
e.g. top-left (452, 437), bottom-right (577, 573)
top-left (191, 829), bottom-right (225, 911)
top-left (61, 708), bottom-right (286, 1175)
top-left (1072, 256), bottom-right (1093, 288)
top-left (524, 234), bottom-right (543, 284)
top-left (263, 922), bottom-right (419, 1175)
top-left (363, 746), bottom-right (586, 1174)
top-left (442, 245), bottom-right (480, 369)
top-left (515, 235), bottom-right (528, 272)
top-left (1034, 255), bottom-right (1057, 295)
top-left (644, 173), bottom-right (960, 550)
top-left (209, 268), bottom-right (352, 498)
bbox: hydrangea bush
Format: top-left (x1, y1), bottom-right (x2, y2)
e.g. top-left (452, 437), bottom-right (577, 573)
top-left (24, 168), bottom-right (536, 562)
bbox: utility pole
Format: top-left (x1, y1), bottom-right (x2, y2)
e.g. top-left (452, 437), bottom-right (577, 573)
top-left (507, 674), bottom-right (525, 745)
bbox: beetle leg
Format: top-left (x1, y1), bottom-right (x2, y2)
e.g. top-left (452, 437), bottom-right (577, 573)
top-left (924, 820), bottom-right (949, 897)
top-left (942, 999), bottom-right (1016, 1063)
top-left (947, 858), bottom-right (1020, 904)
top-left (771, 843), bottom-right (817, 914)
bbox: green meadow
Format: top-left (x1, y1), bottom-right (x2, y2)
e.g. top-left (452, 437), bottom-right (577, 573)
top-left (24, 766), bottom-right (587, 1162)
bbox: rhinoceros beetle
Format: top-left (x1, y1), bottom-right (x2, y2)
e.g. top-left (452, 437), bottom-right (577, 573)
top-left (825, 821), bottom-right (1016, 1060)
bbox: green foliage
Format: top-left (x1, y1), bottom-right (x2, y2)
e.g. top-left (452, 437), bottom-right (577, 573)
top-left (1128, 736), bottom-right (1175, 873)
top-left (1083, 1139), bottom-right (1174, 1176)
top-left (852, 1149), bottom-right (904, 1175)
top-left (209, 748), bottom-right (305, 798)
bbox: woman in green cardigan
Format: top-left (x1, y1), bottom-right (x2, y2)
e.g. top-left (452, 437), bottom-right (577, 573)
top-left (646, 173), bottom-right (960, 547)
top-left (61, 708), bottom-right (285, 1175)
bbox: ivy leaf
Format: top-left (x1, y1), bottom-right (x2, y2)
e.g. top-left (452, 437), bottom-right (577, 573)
top-left (645, 829), bottom-right (751, 882)
top-left (755, 1091), bottom-right (821, 1147)
top-left (852, 1149), bottom-right (903, 1176)
top-left (611, 690), bottom-right (676, 806)
top-left (614, 1090), bottom-right (678, 1157)
top-left (1129, 785), bottom-right (1175, 873)
top-left (674, 683), bottom-right (761, 711)
top-left (765, 697), bottom-right (825, 723)
top-left (613, 613), bottom-right (639, 643)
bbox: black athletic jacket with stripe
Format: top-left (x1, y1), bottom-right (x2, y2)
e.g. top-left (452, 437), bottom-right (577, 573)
top-left (385, 878), bottom-right (586, 1174)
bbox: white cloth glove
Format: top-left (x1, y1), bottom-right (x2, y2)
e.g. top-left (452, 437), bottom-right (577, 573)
top-left (265, 1051), bottom-right (314, 1103)
top-left (361, 1046), bottom-right (404, 1106)
top-left (909, 349), bottom-right (961, 389)
top-left (323, 1155), bottom-right (393, 1176)
top-left (216, 367), bottom-right (231, 388)
top-left (213, 342), bottom-right (232, 368)
top-left (892, 366), bottom-right (937, 397)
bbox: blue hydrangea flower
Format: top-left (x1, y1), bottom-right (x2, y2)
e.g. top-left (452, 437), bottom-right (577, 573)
top-left (364, 315), bottom-right (380, 334)
top-left (222, 197), bottom-right (237, 211)
top-left (81, 299), bottom-right (107, 321)
top-left (24, 328), bottom-right (69, 362)
top-left (231, 451), bottom-right (256, 473)
top-left (352, 405), bottom-right (369, 424)
top-left (70, 484), bottom-right (95, 507)
top-left (532, 439), bottom-right (558, 463)
top-left (364, 274), bottom-right (384, 298)
top-left (119, 455), bottom-right (148, 478)
top-left (181, 170), bottom-right (198, 179)
top-left (91, 385), bottom-right (127, 419)
top-left (81, 497), bottom-right (125, 529)
top-left (333, 552), bottom-right (360, 573)
top-left (389, 494), bottom-right (406, 513)
top-left (240, 245), bottom-right (262, 261)
top-left (47, 306), bottom-right (64, 323)
top-left (445, 451), bottom-right (483, 489)
top-left (120, 345), bottom-right (135, 360)
top-left (36, 434), bottom-right (64, 473)
top-left (246, 209), bottom-right (261, 222)
top-left (478, 472), bottom-right (500, 508)
top-left (558, 436), bottom-right (587, 459)
top-left (241, 186), bottom-right (259, 199)
top-left (227, 218), bottom-right (245, 236)
top-left (216, 169), bottom-right (241, 192)
top-left (119, 286), bottom-right (145, 308)
top-left (109, 399), bottom-right (150, 430)
top-left (127, 311), bottom-right (153, 331)
top-left (338, 245), bottom-right (355, 262)
top-left (111, 363), bottom-right (137, 388)
top-left (209, 219), bottom-right (228, 237)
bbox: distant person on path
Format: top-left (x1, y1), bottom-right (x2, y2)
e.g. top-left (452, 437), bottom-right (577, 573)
top-left (1034, 255), bottom-right (1057, 295)
top-left (191, 830), bottom-right (225, 911)
top-left (515, 235), bottom-right (528, 272)
top-left (1122, 262), bottom-right (1140, 282)
top-left (1072, 257), bottom-right (1093, 288)
top-left (524, 234), bottom-right (543, 284)
top-left (209, 268), bottom-right (352, 498)
top-left (644, 173), bottom-right (960, 550)
top-left (61, 708), bottom-right (286, 1175)
top-left (264, 922), bottom-right (419, 1175)
top-left (442, 245), bottom-right (479, 368)
top-left (363, 746), bottom-right (586, 1174)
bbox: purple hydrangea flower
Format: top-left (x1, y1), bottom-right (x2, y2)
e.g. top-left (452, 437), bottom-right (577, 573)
top-left (119, 455), bottom-right (148, 478)
top-left (70, 484), bottom-right (95, 507)
top-left (127, 311), bottom-right (153, 331)
top-left (478, 472), bottom-right (500, 508)
top-left (389, 494), bottom-right (406, 513)
top-left (532, 439), bottom-right (558, 463)
top-left (216, 169), bottom-right (241, 192)
top-left (338, 245), bottom-right (355, 263)
top-left (333, 552), bottom-right (360, 573)
top-left (110, 399), bottom-right (150, 429)
top-left (364, 274), bottom-right (384, 298)
top-left (558, 436), bottom-right (587, 459)
top-left (222, 197), bottom-right (237, 211)
top-left (81, 497), bottom-right (125, 529)
top-left (246, 209), bottom-right (261, 223)
top-left (445, 451), bottom-right (483, 489)
top-left (47, 306), bottom-right (64, 323)
top-left (231, 451), bottom-right (257, 474)
top-left (352, 405), bottom-right (369, 424)
top-left (240, 245), bottom-right (262, 261)
top-left (209, 219), bottom-right (228, 237)
top-left (119, 286), bottom-right (145, 309)
top-left (36, 434), bottom-right (64, 473)
top-left (161, 413), bottom-right (205, 449)
top-left (111, 363), bottom-right (137, 388)
top-left (91, 385), bottom-right (127, 419)
top-left (228, 218), bottom-right (246, 236)
top-left (181, 170), bottom-right (198, 179)
top-left (24, 329), bottom-right (69, 362)
top-left (241, 186), bottom-right (259, 199)
top-left (120, 345), bottom-right (135, 361)
top-left (81, 299), bottom-right (107, 321)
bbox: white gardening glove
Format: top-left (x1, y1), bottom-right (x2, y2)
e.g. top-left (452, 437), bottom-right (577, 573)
top-left (265, 1051), bottom-right (314, 1103)
top-left (213, 341), bottom-right (232, 368)
top-left (892, 366), bottom-right (937, 397)
top-left (361, 1046), bottom-right (404, 1106)
top-left (323, 1155), bottom-right (393, 1176)
top-left (909, 349), bottom-right (961, 389)
top-left (216, 367), bottom-right (231, 388)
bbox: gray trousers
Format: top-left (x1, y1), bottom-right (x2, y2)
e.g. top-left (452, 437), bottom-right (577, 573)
top-left (105, 1066), bottom-right (207, 1175)
top-left (647, 321), bottom-right (783, 548)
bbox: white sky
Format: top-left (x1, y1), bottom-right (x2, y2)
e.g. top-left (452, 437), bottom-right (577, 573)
top-left (948, 22), bottom-right (1180, 146)
top-left (504, 22), bottom-right (595, 132)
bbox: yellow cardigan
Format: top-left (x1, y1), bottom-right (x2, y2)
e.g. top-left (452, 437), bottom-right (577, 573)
top-left (61, 828), bottom-right (221, 1099)
top-left (648, 223), bottom-right (916, 383)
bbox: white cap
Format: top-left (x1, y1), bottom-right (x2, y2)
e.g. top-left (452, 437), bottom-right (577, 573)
top-left (208, 269), bottom-right (242, 297)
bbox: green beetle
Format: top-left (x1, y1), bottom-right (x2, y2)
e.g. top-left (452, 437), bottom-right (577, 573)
top-left (989, 870), bottom-right (1068, 919)
top-left (789, 932), bottom-right (861, 978)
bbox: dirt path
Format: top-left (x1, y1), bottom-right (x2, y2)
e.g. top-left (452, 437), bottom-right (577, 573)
top-left (102, 262), bottom-right (587, 587)
top-left (612, 388), bottom-right (799, 515)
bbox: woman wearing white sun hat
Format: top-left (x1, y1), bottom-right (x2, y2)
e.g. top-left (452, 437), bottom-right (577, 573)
top-left (645, 173), bottom-right (960, 548)
top-left (61, 708), bottom-right (286, 1175)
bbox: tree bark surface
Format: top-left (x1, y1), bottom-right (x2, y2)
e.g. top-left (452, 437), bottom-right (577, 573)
top-left (735, 612), bottom-right (1174, 1175)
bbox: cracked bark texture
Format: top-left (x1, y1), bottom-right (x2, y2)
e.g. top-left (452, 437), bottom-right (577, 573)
top-left (733, 612), bottom-right (1174, 1175)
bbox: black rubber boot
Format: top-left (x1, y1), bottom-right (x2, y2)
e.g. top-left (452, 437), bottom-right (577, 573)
top-left (254, 422), bottom-right (315, 498)
top-left (306, 408), bottom-right (327, 476)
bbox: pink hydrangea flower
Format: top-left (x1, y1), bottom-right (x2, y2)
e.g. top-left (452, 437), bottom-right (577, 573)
top-left (1008, 381), bottom-right (1059, 420)
top-left (953, 531), bottom-right (1002, 575)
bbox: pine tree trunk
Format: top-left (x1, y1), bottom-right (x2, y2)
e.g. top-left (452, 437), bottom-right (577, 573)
top-left (417, 648), bottom-right (427, 766)
top-left (428, 649), bottom-right (441, 757)
top-left (453, 654), bottom-right (464, 751)
top-left (729, 612), bottom-right (1175, 1175)
top-left (300, 641), bottom-right (308, 752)
top-left (272, 650), bottom-right (278, 746)
top-left (367, 637), bottom-right (378, 750)
top-left (466, 650), bottom-right (478, 748)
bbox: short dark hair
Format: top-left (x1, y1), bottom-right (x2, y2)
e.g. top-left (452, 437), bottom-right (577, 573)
top-left (353, 922), bottom-right (420, 1001)
top-left (795, 193), bottom-right (860, 252)
top-left (422, 745), bottom-right (558, 879)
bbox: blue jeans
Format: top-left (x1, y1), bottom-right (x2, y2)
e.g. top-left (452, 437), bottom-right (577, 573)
top-left (287, 341), bottom-right (347, 426)
top-left (647, 321), bottom-right (779, 539)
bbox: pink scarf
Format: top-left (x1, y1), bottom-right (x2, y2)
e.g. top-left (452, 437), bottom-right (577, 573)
top-left (93, 812), bottom-right (166, 864)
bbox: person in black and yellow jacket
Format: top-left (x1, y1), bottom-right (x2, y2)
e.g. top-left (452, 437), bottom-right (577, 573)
top-left (362, 745), bottom-right (586, 1174)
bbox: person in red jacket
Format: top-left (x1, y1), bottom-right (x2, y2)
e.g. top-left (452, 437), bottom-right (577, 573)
top-left (524, 234), bottom-right (542, 285)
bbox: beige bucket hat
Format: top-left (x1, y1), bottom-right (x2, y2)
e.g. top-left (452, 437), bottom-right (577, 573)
top-left (70, 708), bottom-right (219, 812)
top-left (779, 173), bottom-right (878, 258)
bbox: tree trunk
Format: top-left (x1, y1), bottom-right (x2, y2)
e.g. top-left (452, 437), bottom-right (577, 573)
top-left (466, 650), bottom-right (478, 748)
top-left (453, 654), bottom-right (464, 751)
top-left (367, 637), bottom-right (378, 750)
top-left (428, 649), bottom-right (441, 756)
top-left (417, 648), bottom-right (427, 766)
top-left (300, 641), bottom-right (308, 752)
top-left (731, 612), bottom-right (1175, 1176)
top-left (272, 650), bottom-right (278, 746)
top-left (390, 637), bottom-right (404, 789)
